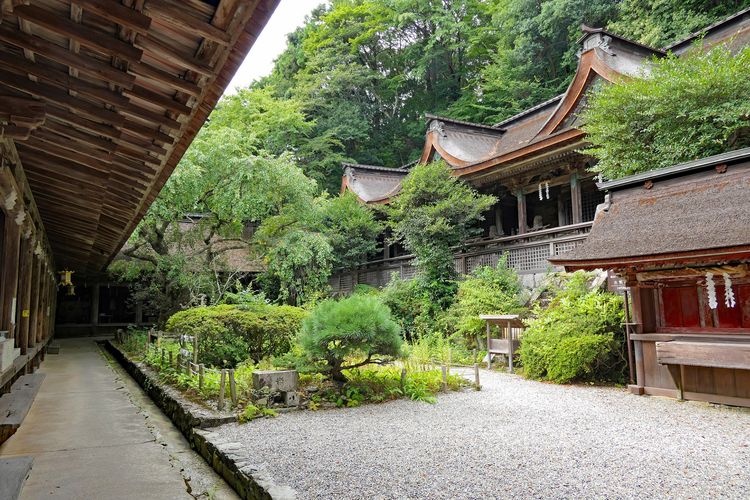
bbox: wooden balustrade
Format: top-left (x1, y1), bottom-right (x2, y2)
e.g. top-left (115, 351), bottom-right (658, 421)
top-left (330, 222), bottom-right (593, 293)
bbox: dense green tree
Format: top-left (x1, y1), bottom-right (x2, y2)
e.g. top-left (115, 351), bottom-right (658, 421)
top-left (387, 161), bottom-right (496, 307)
top-left (582, 45), bottom-right (750, 179)
top-left (609, 0), bottom-right (750, 48)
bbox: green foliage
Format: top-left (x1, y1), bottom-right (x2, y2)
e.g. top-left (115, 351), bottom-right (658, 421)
top-left (583, 45), bottom-right (750, 180)
top-left (518, 271), bottom-right (625, 383)
top-left (166, 304), bottom-right (306, 368)
top-left (448, 260), bottom-right (524, 348)
top-left (320, 192), bottom-right (382, 270)
top-left (299, 295), bottom-right (403, 382)
top-left (388, 161), bottom-right (496, 306)
top-left (609, 0), bottom-right (750, 48)
top-left (380, 274), bottom-right (431, 340)
top-left (238, 404), bottom-right (277, 423)
top-left (340, 366), bottom-right (467, 405)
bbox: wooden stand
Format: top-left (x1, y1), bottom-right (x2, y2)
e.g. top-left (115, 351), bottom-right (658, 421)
top-left (479, 314), bottom-right (524, 373)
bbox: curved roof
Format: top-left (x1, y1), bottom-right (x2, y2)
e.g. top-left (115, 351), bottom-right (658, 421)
top-left (341, 164), bottom-right (408, 204)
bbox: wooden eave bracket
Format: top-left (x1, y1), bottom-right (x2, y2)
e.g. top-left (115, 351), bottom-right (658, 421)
top-left (0, 96), bottom-right (46, 140)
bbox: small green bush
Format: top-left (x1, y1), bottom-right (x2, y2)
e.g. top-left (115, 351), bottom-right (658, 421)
top-left (380, 274), bottom-right (433, 340)
top-left (448, 259), bottom-right (524, 348)
top-left (166, 304), bottom-right (306, 368)
top-left (519, 271), bottom-right (625, 383)
top-left (299, 295), bottom-right (403, 382)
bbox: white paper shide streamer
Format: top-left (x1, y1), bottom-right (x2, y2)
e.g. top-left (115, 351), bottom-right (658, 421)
top-left (538, 183), bottom-right (543, 201)
top-left (723, 273), bottom-right (736, 308)
top-left (545, 181), bottom-right (550, 200)
top-left (706, 272), bottom-right (718, 309)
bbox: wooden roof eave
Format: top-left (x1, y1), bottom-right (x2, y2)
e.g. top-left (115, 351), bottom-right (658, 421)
top-left (551, 246), bottom-right (750, 273)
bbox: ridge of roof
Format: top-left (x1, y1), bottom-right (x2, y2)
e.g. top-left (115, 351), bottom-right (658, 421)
top-left (424, 113), bottom-right (505, 133)
top-left (597, 147), bottom-right (750, 191)
top-left (342, 163), bottom-right (410, 173)
top-left (492, 94), bottom-right (564, 128)
top-left (665, 6), bottom-right (750, 51)
top-left (577, 25), bottom-right (667, 55)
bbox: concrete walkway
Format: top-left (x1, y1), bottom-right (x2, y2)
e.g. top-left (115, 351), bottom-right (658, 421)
top-left (0, 338), bottom-right (236, 499)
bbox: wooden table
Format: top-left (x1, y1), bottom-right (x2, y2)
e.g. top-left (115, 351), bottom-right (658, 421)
top-left (479, 314), bottom-right (524, 372)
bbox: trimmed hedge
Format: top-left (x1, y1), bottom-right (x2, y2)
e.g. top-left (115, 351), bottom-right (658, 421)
top-left (166, 304), bottom-right (306, 368)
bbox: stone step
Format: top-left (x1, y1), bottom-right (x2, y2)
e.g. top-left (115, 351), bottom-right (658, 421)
top-left (0, 457), bottom-right (34, 500)
top-left (0, 373), bottom-right (46, 445)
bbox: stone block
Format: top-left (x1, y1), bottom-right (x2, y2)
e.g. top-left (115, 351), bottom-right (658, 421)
top-left (283, 391), bottom-right (299, 407)
top-left (252, 370), bottom-right (298, 392)
top-left (0, 338), bottom-right (20, 373)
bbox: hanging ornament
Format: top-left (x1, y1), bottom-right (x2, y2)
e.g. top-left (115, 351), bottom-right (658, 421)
top-left (723, 273), bottom-right (736, 308)
top-left (597, 173), bottom-right (603, 183)
top-left (706, 272), bottom-right (718, 309)
top-left (538, 183), bottom-right (543, 201)
top-left (545, 181), bottom-right (550, 200)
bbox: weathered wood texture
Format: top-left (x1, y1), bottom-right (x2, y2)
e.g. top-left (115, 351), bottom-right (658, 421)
top-left (0, 0), bottom-right (280, 272)
top-left (656, 340), bottom-right (750, 371)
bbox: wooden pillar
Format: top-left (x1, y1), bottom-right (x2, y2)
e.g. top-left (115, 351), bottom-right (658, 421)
top-left (494, 203), bottom-right (504, 236)
top-left (135, 300), bottom-right (144, 326)
top-left (0, 218), bottom-right (21, 341)
top-left (27, 253), bottom-right (41, 348)
top-left (35, 268), bottom-right (47, 344)
top-left (557, 192), bottom-right (566, 227)
top-left (570, 173), bottom-right (582, 224)
top-left (48, 275), bottom-right (57, 341)
top-left (382, 240), bottom-right (390, 260)
top-left (90, 283), bottom-right (100, 326)
top-left (516, 191), bottom-right (527, 235)
top-left (17, 234), bottom-right (33, 354)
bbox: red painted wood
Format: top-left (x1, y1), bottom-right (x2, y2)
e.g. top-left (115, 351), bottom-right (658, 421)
top-left (662, 287), bottom-right (700, 328)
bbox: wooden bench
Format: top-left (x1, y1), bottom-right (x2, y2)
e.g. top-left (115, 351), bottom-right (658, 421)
top-left (479, 314), bottom-right (524, 372)
top-left (656, 339), bottom-right (750, 399)
top-left (0, 373), bottom-right (46, 445)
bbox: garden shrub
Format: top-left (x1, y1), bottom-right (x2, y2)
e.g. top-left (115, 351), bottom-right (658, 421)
top-left (380, 274), bottom-right (431, 340)
top-left (299, 294), bottom-right (403, 382)
top-left (448, 259), bottom-right (524, 349)
top-left (518, 271), bottom-right (625, 383)
top-left (166, 303), bottom-right (306, 368)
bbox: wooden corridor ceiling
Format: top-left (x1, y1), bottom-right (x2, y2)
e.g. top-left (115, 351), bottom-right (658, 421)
top-left (0, 0), bottom-right (279, 272)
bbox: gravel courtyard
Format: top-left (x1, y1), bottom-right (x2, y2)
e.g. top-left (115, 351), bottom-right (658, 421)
top-left (213, 369), bottom-right (750, 499)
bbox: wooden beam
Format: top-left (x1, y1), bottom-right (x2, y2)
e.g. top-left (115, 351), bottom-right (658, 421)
top-left (0, 23), bottom-right (135, 88)
top-left (45, 106), bottom-right (122, 142)
top-left (16, 236), bottom-right (32, 353)
top-left (135, 35), bottom-right (213, 76)
top-left (27, 131), bottom-right (114, 163)
top-left (129, 61), bottom-right (201, 97)
top-left (13, 4), bottom-right (143, 61)
top-left (43, 119), bottom-right (117, 153)
top-left (123, 84), bottom-right (191, 115)
top-left (0, 73), bottom-right (124, 127)
top-left (0, 50), bottom-right (131, 107)
top-left (119, 102), bottom-right (181, 130)
top-left (72, 0), bottom-right (152, 34)
top-left (0, 125), bottom-right (35, 140)
top-left (144, 0), bottom-right (231, 45)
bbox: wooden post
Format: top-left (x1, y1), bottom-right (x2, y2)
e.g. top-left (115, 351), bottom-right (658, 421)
top-left (27, 254), bottom-right (41, 348)
top-left (516, 190), bottom-right (527, 235)
top-left (34, 268), bottom-right (47, 344)
top-left (0, 216), bottom-right (21, 342)
top-left (229, 369), bottom-right (237, 404)
top-left (192, 333), bottom-right (198, 364)
top-left (507, 319), bottom-right (514, 373)
top-left (17, 233), bottom-right (33, 354)
top-left (218, 369), bottom-right (226, 410)
top-left (441, 365), bottom-right (447, 392)
top-left (198, 364), bottom-right (205, 391)
top-left (447, 348), bottom-right (452, 375)
top-left (474, 363), bottom-right (480, 391)
top-left (570, 173), bottom-right (582, 224)
top-left (486, 321), bottom-right (491, 369)
top-left (161, 347), bottom-right (165, 365)
top-left (400, 367), bottom-right (406, 390)
top-left (90, 283), bottom-right (100, 328)
top-left (168, 349), bottom-right (173, 367)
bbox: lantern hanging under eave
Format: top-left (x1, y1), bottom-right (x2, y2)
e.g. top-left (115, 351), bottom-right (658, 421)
top-left (58, 270), bottom-right (74, 287)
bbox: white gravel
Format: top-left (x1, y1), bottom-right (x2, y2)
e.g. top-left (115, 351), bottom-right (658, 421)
top-left (213, 369), bottom-right (750, 499)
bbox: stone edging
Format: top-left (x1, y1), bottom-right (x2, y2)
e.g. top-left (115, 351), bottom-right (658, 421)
top-left (104, 340), bottom-right (295, 500)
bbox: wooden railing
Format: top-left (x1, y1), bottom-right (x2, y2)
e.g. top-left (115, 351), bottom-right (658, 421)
top-left (330, 222), bottom-right (593, 293)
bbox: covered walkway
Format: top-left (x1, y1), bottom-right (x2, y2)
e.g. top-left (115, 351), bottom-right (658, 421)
top-left (0, 338), bottom-right (236, 499)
